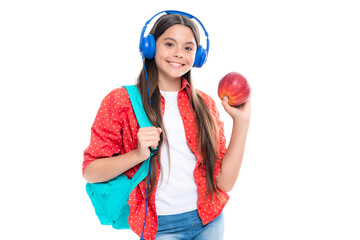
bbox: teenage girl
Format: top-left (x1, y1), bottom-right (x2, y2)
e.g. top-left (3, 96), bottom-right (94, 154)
top-left (83, 11), bottom-right (251, 240)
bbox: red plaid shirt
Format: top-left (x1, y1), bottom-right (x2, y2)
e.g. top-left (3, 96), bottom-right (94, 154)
top-left (83, 78), bottom-right (229, 240)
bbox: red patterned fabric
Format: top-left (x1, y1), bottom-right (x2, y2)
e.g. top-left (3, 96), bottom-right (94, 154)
top-left (83, 78), bottom-right (229, 240)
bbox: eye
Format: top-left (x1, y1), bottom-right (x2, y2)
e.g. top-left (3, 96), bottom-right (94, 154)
top-left (165, 42), bottom-right (174, 47)
top-left (185, 46), bottom-right (194, 51)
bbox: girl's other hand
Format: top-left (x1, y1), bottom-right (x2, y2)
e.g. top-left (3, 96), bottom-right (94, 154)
top-left (135, 127), bottom-right (162, 160)
top-left (221, 96), bottom-right (251, 126)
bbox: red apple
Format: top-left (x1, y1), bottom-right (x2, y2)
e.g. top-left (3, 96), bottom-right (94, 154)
top-left (218, 72), bottom-right (251, 107)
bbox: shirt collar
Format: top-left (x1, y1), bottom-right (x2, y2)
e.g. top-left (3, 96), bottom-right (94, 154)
top-left (159, 77), bottom-right (192, 99)
top-left (180, 77), bottom-right (192, 98)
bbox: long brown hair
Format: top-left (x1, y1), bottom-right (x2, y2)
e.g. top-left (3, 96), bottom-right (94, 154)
top-left (137, 13), bottom-right (220, 201)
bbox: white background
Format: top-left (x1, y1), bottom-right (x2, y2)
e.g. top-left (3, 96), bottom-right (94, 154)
top-left (1, 0), bottom-right (359, 239)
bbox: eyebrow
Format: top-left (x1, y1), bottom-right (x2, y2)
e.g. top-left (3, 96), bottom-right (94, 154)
top-left (163, 37), bottom-right (196, 46)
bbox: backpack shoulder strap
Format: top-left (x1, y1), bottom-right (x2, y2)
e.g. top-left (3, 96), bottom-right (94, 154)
top-left (122, 85), bottom-right (154, 186)
top-left (123, 85), bottom-right (153, 128)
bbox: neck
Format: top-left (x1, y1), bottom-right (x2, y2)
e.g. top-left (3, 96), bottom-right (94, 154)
top-left (158, 76), bottom-right (182, 92)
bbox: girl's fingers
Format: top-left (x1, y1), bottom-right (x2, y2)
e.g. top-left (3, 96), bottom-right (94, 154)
top-left (221, 96), bottom-right (251, 123)
top-left (139, 129), bottom-right (161, 140)
top-left (137, 127), bottom-right (162, 148)
top-left (221, 96), bottom-right (231, 111)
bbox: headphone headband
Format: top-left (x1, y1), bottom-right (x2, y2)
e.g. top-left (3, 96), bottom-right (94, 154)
top-left (139, 10), bottom-right (210, 67)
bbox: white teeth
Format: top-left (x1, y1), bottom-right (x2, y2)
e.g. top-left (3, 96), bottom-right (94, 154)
top-left (169, 62), bottom-right (182, 67)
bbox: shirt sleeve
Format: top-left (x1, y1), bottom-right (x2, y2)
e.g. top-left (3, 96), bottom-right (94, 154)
top-left (82, 88), bottom-right (124, 175)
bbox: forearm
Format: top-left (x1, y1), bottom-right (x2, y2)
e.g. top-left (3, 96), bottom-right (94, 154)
top-left (83, 149), bottom-right (146, 183)
top-left (217, 121), bottom-right (249, 192)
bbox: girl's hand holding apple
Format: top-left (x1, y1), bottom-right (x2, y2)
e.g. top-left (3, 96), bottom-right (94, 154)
top-left (218, 72), bottom-right (251, 124)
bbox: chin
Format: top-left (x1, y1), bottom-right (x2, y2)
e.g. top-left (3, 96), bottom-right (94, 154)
top-left (166, 69), bottom-right (189, 79)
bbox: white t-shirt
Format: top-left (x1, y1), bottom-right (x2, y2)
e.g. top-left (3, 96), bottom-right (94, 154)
top-left (155, 90), bottom-right (198, 215)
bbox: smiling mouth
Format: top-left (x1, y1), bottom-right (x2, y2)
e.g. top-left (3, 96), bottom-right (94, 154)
top-left (167, 61), bottom-right (185, 68)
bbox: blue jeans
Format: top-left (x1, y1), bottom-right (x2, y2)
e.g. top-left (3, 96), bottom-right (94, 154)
top-left (155, 210), bottom-right (224, 240)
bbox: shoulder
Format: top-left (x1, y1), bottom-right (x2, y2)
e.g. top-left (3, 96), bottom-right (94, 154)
top-left (103, 87), bottom-right (130, 103)
top-left (195, 89), bottom-right (222, 120)
top-left (195, 89), bottom-right (216, 107)
top-left (99, 87), bottom-right (132, 113)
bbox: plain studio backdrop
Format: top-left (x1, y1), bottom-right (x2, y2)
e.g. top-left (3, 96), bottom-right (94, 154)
top-left (1, 0), bottom-right (359, 239)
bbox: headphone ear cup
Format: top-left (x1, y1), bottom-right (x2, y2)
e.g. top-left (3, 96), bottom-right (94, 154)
top-left (140, 34), bottom-right (156, 59)
top-left (193, 45), bottom-right (208, 68)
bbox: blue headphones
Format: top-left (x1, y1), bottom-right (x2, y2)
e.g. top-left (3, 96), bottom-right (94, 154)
top-left (139, 10), bottom-right (210, 68)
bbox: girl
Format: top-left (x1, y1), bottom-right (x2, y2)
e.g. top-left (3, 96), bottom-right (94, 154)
top-left (83, 11), bottom-right (251, 240)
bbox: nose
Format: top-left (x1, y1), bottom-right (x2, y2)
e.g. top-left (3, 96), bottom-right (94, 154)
top-left (173, 47), bottom-right (184, 58)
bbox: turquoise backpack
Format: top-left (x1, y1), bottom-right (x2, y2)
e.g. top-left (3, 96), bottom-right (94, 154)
top-left (85, 85), bottom-right (154, 230)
